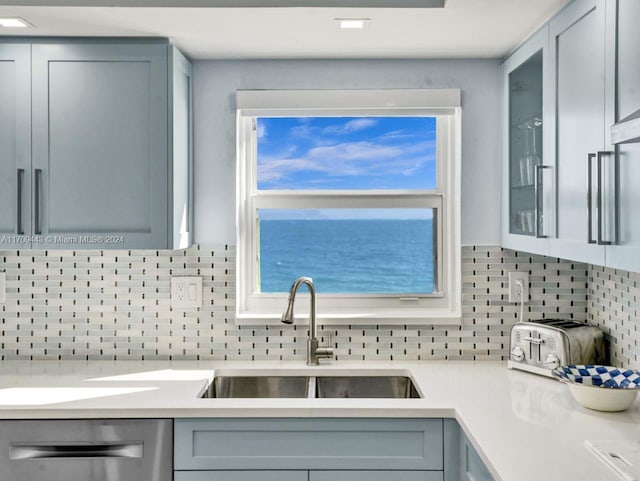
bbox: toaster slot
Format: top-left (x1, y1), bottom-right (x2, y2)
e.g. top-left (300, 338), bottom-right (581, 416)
top-left (522, 331), bottom-right (543, 362)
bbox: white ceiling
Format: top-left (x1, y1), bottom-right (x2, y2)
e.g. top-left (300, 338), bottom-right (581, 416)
top-left (0, 0), bottom-right (570, 59)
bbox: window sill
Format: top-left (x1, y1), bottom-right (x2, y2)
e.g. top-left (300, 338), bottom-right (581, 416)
top-left (235, 309), bottom-right (462, 326)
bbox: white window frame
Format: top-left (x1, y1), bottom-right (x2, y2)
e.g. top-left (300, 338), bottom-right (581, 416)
top-left (236, 89), bottom-right (461, 325)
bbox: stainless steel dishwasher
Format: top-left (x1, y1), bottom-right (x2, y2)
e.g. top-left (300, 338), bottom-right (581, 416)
top-left (0, 419), bottom-right (172, 481)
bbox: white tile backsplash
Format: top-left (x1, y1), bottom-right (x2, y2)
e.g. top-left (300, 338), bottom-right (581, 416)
top-left (0, 245), bottom-right (591, 361)
top-left (588, 265), bottom-right (640, 368)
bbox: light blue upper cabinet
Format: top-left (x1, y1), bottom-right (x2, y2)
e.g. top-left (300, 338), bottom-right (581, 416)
top-left (31, 42), bottom-right (168, 249)
top-left (0, 44), bottom-right (31, 249)
top-left (0, 39), bottom-right (192, 250)
top-left (169, 46), bottom-right (194, 250)
top-left (501, 26), bottom-right (551, 256)
top-left (503, 0), bottom-right (640, 270)
top-left (548, 0), bottom-right (616, 265)
top-left (605, 0), bottom-right (640, 271)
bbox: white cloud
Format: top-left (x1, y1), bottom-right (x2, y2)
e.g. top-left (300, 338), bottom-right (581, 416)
top-left (380, 129), bottom-right (425, 141)
top-left (289, 124), bottom-right (314, 137)
top-left (309, 141), bottom-right (402, 161)
top-left (257, 157), bottom-right (323, 183)
top-left (257, 138), bottom-right (435, 185)
top-left (322, 118), bottom-right (378, 135)
top-left (257, 122), bottom-right (267, 139)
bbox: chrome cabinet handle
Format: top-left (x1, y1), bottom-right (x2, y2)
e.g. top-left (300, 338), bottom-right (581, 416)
top-left (613, 150), bottom-right (619, 246)
top-left (16, 169), bottom-right (24, 235)
top-left (597, 151), bottom-right (615, 245)
top-left (587, 153), bottom-right (596, 244)
top-left (534, 165), bottom-right (550, 238)
top-left (10, 443), bottom-right (143, 460)
top-left (34, 168), bottom-right (42, 235)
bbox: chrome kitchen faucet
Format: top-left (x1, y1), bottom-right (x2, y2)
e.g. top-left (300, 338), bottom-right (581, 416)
top-left (280, 276), bottom-right (334, 365)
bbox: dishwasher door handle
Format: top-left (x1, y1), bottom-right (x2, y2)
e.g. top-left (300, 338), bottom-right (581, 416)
top-left (10, 442), bottom-right (143, 459)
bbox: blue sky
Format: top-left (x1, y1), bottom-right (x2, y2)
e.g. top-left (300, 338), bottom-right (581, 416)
top-left (256, 116), bottom-right (437, 190)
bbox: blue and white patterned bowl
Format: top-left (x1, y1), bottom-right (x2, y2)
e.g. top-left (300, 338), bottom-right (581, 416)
top-left (552, 365), bottom-right (640, 389)
top-left (552, 365), bottom-right (640, 411)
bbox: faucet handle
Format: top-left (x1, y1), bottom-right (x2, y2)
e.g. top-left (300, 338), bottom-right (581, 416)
top-left (306, 337), bottom-right (334, 365)
top-left (315, 346), bottom-right (334, 358)
top-left (317, 331), bottom-right (334, 358)
top-left (324, 330), bottom-right (333, 348)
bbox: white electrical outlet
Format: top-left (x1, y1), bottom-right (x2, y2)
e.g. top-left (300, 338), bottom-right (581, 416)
top-left (0, 272), bottom-right (5, 304)
top-left (171, 276), bottom-right (202, 309)
top-left (508, 272), bottom-right (529, 303)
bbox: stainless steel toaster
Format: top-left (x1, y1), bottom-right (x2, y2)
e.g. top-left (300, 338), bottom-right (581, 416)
top-left (508, 319), bottom-right (606, 377)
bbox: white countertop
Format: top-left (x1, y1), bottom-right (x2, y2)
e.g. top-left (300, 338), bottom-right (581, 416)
top-left (0, 359), bottom-right (637, 481)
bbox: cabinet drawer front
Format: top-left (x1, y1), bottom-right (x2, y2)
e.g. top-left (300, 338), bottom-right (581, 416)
top-left (310, 471), bottom-right (443, 481)
top-left (175, 418), bottom-right (443, 471)
top-left (175, 471), bottom-right (308, 481)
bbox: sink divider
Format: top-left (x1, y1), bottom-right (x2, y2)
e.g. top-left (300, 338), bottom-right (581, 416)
top-left (306, 377), bottom-right (317, 399)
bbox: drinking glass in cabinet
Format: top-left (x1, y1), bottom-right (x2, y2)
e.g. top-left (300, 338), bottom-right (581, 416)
top-left (517, 209), bottom-right (536, 235)
top-left (526, 121), bottom-right (542, 185)
top-left (518, 120), bottom-right (541, 187)
top-left (508, 48), bottom-right (543, 238)
top-left (519, 128), bottom-right (532, 187)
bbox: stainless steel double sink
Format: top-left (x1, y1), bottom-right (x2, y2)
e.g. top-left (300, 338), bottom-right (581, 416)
top-left (202, 374), bottom-right (421, 399)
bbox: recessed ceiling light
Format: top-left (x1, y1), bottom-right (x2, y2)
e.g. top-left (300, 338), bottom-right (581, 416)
top-left (0, 18), bottom-right (33, 28)
top-left (336, 18), bottom-right (371, 30)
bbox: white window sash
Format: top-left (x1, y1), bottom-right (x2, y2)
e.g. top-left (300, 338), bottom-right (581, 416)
top-left (252, 193), bottom-right (443, 209)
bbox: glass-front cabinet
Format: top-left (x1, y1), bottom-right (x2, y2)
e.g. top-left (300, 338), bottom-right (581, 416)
top-left (501, 25), bottom-right (552, 255)
top-left (509, 51), bottom-right (542, 236)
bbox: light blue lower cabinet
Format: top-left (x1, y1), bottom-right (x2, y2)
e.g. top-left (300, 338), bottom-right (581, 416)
top-left (460, 435), bottom-right (494, 481)
top-left (174, 471), bottom-right (307, 481)
top-left (309, 471), bottom-right (444, 481)
top-left (174, 418), bottom-right (443, 471)
top-left (173, 418), bottom-right (493, 481)
top-left (174, 470), bottom-right (443, 481)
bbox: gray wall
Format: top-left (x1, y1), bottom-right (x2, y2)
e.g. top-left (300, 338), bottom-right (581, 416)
top-left (192, 59), bottom-right (501, 246)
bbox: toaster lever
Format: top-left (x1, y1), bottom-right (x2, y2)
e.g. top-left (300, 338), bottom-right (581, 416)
top-left (522, 336), bottom-right (544, 345)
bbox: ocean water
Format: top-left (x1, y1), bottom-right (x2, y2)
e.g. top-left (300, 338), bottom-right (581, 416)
top-left (259, 219), bottom-right (434, 294)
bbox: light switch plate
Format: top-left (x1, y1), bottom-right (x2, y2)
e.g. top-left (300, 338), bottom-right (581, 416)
top-left (171, 276), bottom-right (202, 309)
top-left (0, 272), bottom-right (5, 303)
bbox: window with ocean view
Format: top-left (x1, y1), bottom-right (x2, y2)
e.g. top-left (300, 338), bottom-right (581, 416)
top-left (258, 208), bottom-right (435, 294)
top-left (255, 115), bottom-right (437, 294)
top-left (236, 89), bottom-right (461, 323)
